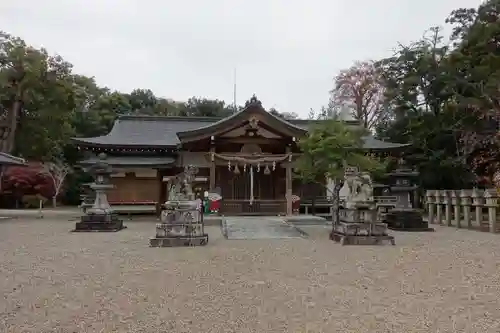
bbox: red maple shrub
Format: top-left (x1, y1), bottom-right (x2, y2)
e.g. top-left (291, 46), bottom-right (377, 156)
top-left (2, 162), bottom-right (55, 201)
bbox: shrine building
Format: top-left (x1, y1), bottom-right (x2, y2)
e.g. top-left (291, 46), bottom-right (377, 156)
top-left (72, 98), bottom-right (407, 216)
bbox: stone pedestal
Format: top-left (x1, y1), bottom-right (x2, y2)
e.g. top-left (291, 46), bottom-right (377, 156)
top-left (330, 203), bottom-right (395, 245)
top-left (383, 208), bottom-right (434, 232)
top-left (74, 212), bottom-right (125, 232)
top-left (150, 199), bottom-right (208, 247)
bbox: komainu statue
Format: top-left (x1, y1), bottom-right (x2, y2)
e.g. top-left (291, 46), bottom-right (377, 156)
top-left (150, 164), bottom-right (208, 247)
top-left (344, 171), bottom-right (374, 208)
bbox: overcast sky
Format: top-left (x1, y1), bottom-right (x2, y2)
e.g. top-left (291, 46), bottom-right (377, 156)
top-left (1, 0), bottom-right (483, 117)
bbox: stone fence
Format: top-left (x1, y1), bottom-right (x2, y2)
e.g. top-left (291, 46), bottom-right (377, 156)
top-left (425, 189), bottom-right (498, 233)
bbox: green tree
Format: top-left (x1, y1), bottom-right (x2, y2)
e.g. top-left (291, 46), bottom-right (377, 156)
top-left (375, 20), bottom-right (492, 188)
top-left (0, 31), bottom-right (78, 160)
top-left (180, 97), bottom-right (235, 117)
top-left (378, 109), bottom-right (474, 189)
top-left (377, 27), bottom-right (451, 119)
top-left (377, 0), bottom-right (500, 187)
top-left (269, 107), bottom-right (298, 120)
top-left (445, 0), bottom-right (500, 182)
top-left (295, 119), bottom-right (384, 224)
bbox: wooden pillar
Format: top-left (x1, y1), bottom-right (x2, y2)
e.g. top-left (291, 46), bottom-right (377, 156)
top-left (285, 146), bottom-right (292, 216)
top-left (209, 146), bottom-right (215, 191)
top-left (155, 168), bottom-right (162, 218)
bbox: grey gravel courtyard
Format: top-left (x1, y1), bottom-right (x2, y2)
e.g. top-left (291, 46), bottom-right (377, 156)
top-left (1, 218), bottom-right (500, 333)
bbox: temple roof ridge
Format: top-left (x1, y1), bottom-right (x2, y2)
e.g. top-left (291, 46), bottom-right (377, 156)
top-left (176, 102), bottom-right (307, 141)
top-left (116, 114), bottom-right (223, 122)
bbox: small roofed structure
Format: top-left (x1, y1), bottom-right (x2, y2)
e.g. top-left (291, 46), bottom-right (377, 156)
top-left (71, 96), bottom-right (409, 215)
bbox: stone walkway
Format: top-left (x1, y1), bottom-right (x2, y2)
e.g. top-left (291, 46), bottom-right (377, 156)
top-left (223, 216), bottom-right (307, 239)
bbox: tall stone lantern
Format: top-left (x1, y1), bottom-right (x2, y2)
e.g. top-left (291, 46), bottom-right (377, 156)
top-left (73, 153), bottom-right (126, 232)
top-left (382, 158), bottom-right (433, 231)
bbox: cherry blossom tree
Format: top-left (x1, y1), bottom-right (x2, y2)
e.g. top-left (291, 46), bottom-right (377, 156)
top-left (330, 61), bottom-right (388, 129)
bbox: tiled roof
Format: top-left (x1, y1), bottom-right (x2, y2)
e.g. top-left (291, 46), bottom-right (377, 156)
top-left (79, 155), bottom-right (176, 167)
top-left (72, 116), bottom-right (218, 147)
top-left (361, 136), bottom-right (411, 150)
top-left (176, 104), bottom-right (307, 141)
top-left (71, 115), bottom-right (408, 150)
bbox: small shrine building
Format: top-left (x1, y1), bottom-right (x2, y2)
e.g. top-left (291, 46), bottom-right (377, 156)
top-left (72, 97), bottom-right (407, 216)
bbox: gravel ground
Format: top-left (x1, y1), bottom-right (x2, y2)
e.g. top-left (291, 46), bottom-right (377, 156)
top-left (1, 219), bottom-right (500, 333)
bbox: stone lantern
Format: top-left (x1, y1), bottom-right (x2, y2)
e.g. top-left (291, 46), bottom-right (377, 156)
top-left (73, 153), bottom-right (126, 232)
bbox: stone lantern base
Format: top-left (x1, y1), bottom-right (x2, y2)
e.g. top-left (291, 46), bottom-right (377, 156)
top-left (73, 211), bottom-right (126, 232)
top-left (383, 208), bottom-right (434, 232)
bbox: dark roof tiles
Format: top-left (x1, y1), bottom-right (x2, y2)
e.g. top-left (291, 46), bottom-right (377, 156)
top-left (79, 155), bottom-right (176, 167)
top-left (73, 116), bottom-right (217, 147)
top-left (72, 114), bottom-right (408, 150)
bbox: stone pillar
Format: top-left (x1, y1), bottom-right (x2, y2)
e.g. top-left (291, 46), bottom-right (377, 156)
top-left (472, 188), bottom-right (482, 228)
top-left (444, 191), bottom-right (452, 226)
top-left (209, 146), bottom-right (215, 191)
top-left (460, 189), bottom-right (472, 229)
top-left (451, 190), bottom-right (461, 228)
top-left (435, 190), bottom-right (442, 225)
top-left (426, 190), bottom-right (435, 224)
top-left (285, 146), bottom-right (292, 216)
top-left (484, 190), bottom-right (498, 233)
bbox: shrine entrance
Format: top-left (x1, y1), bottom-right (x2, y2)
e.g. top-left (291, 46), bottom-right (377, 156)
top-left (176, 99), bottom-right (303, 216)
top-left (215, 154), bottom-right (290, 215)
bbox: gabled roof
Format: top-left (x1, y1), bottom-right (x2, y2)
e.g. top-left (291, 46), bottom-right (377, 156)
top-left (0, 152), bottom-right (27, 166)
top-left (177, 100), bottom-right (307, 142)
top-left (71, 113), bottom-right (409, 150)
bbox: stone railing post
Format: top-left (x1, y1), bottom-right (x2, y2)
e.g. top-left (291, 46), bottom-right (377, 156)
top-left (460, 190), bottom-right (472, 229)
top-left (451, 190), bottom-right (461, 228)
top-left (435, 190), bottom-right (443, 225)
top-left (426, 190), bottom-right (435, 224)
top-left (444, 190), bottom-right (452, 226)
top-left (472, 188), bottom-right (483, 228)
top-left (484, 190), bottom-right (498, 233)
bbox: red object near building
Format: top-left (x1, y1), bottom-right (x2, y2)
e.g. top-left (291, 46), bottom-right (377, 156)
top-left (291, 194), bottom-right (300, 215)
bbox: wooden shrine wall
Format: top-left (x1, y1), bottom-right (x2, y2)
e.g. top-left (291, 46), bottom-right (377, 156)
top-left (107, 171), bottom-right (160, 203)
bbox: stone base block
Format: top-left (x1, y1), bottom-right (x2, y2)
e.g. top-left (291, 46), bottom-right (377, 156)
top-left (384, 210), bottom-right (434, 232)
top-left (80, 212), bottom-right (120, 223)
top-left (329, 231), bottom-right (395, 245)
top-left (149, 234), bottom-right (209, 247)
top-left (389, 227), bottom-right (435, 232)
top-left (73, 221), bottom-right (126, 232)
top-left (333, 222), bottom-right (389, 236)
top-left (73, 214), bottom-right (125, 232)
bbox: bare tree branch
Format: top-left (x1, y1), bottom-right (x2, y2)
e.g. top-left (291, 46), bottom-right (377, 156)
top-left (39, 160), bottom-right (72, 207)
